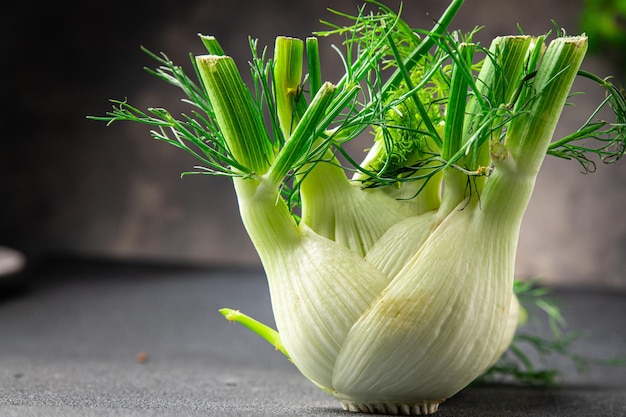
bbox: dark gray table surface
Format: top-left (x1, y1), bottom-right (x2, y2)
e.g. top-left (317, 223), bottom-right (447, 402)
top-left (1, 258), bottom-right (624, 417)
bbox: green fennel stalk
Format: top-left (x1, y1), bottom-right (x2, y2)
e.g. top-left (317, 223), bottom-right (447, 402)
top-left (90, 0), bottom-right (626, 414)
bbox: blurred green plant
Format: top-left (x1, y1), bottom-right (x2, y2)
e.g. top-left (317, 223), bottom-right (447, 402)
top-left (580, 0), bottom-right (626, 76)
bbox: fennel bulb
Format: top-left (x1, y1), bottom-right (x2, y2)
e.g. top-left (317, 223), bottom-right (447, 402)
top-left (92, 0), bottom-right (626, 414)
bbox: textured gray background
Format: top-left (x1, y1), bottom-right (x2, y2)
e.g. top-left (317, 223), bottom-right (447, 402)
top-left (0, 260), bottom-right (624, 416)
top-left (2, 0), bottom-right (626, 287)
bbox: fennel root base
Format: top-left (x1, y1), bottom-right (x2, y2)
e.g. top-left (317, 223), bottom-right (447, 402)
top-left (340, 399), bottom-right (444, 415)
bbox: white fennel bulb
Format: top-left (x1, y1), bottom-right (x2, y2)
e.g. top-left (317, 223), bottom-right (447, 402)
top-left (94, 1), bottom-right (626, 414)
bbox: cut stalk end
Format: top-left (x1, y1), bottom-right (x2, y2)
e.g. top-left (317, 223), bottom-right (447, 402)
top-left (340, 399), bottom-right (444, 415)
